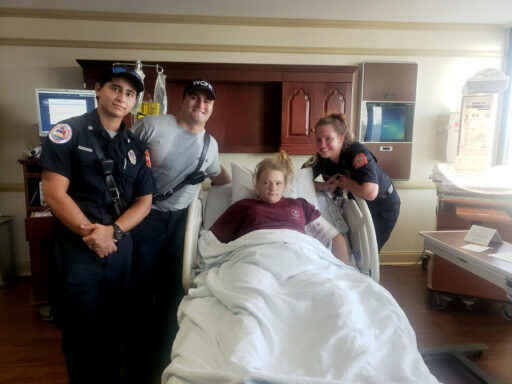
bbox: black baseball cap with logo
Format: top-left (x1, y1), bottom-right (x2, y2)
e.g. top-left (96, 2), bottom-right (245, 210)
top-left (183, 79), bottom-right (215, 100)
top-left (100, 65), bottom-right (144, 94)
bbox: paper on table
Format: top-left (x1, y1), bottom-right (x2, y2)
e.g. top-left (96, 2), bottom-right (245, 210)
top-left (488, 252), bottom-right (512, 263)
top-left (464, 224), bottom-right (503, 246)
top-left (461, 243), bottom-right (491, 252)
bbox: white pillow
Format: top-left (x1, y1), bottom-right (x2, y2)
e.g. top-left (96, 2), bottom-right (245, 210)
top-left (230, 161), bottom-right (319, 208)
top-left (203, 183), bottom-right (232, 230)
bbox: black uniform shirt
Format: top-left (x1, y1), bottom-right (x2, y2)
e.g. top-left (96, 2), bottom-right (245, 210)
top-left (40, 109), bottom-right (155, 224)
top-left (303, 141), bottom-right (393, 201)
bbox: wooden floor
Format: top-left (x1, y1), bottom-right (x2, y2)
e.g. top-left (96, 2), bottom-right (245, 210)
top-left (1, 265), bottom-right (511, 384)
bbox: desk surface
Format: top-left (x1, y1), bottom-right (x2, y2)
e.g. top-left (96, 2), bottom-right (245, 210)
top-left (420, 230), bottom-right (512, 278)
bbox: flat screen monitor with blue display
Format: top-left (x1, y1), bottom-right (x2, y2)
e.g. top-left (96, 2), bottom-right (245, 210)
top-left (363, 102), bottom-right (414, 142)
top-left (36, 88), bottom-right (97, 137)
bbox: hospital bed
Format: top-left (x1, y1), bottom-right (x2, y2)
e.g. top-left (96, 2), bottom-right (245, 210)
top-left (182, 183), bottom-right (380, 293)
top-left (165, 169), bottom-right (439, 384)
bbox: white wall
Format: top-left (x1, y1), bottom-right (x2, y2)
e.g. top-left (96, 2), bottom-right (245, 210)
top-left (0, 11), bottom-right (508, 272)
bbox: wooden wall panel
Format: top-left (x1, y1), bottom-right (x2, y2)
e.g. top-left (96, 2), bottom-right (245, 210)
top-left (77, 60), bottom-right (357, 154)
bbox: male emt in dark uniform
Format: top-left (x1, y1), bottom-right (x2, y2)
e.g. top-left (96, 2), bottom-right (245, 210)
top-left (40, 66), bottom-right (154, 384)
top-left (304, 113), bottom-right (400, 251)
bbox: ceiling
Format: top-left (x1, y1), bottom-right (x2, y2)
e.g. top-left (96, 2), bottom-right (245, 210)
top-left (1, 0), bottom-right (512, 26)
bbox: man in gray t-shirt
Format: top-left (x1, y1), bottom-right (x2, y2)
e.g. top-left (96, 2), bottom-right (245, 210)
top-left (127, 80), bottom-right (231, 383)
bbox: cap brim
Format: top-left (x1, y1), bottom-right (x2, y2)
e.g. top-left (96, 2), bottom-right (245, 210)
top-left (117, 73), bottom-right (144, 93)
top-left (188, 86), bottom-right (215, 99)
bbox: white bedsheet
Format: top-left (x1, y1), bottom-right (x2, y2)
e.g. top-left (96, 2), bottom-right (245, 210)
top-left (163, 229), bottom-right (439, 384)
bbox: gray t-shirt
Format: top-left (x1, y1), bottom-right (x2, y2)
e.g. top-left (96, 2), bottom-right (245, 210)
top-left (131, 114), bottom-right (221, 211)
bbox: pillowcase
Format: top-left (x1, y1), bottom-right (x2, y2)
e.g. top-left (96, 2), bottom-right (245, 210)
top-left (203, 183), bottom-right (232, 230)
top-left (230, 161), bottom-right (319, 208)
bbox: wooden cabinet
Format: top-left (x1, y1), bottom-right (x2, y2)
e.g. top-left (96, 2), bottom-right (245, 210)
top-left (281, 81), bottom-right (352, 155)
top-left (363, 142), bottom-right (412, 180)
top-left (18, 158), bottom-right (54, 302)
top-left (362, 62), bottom-right (418, 102)
top-left (77, 60), bottom-right (357, 155)
top-left (359, 62), bottom-right (418, 180)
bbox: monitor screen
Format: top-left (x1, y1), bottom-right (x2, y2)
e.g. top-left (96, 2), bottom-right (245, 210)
top-left (36, 88), bottom-right (97, 136)
top-left (364, 103), bottom-right (413, 142)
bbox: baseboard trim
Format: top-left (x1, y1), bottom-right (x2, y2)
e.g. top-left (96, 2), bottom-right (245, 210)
top-left (17, 261), bottom-right (31, 276)
top-left (380, 251), bottom-right (422, 265)
top-left (0, 183), bottom-right (24, 192)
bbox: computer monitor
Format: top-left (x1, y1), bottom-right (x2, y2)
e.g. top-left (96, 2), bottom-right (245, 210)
top-left (36, 88), bottom-right (97, 137)
top-left (362, 102), bottom-right (414, 142)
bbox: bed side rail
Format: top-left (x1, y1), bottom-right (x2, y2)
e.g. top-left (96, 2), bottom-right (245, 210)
top-left (182, 187), bottom-right (203, 293)
top-left (343, 196), bottom-right (379, 283)
top-left (354, 196), bottom-right (379, 283)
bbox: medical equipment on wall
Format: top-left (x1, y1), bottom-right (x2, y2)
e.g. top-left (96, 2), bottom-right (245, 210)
top-left (153, 67), bottom-right (167, 114)
top-left (112, 60), bottom-right (166, 118)
top-left (436, 112), bottom-right (460, 163)
top-left (453, 68), bottom-right (509, 175)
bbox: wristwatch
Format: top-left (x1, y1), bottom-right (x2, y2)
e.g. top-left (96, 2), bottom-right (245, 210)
top-left (111, 223), bottom-right (126, 241)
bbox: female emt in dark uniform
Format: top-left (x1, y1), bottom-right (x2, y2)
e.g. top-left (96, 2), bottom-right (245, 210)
top-left (39, 66), bottom-right (154, 384)
top-left (303, 113), bottom-right (400, 251)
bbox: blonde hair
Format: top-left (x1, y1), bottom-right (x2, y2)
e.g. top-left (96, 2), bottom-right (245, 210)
top-left (313, 113), bottom-right (354, 149)
top-left (253, 150), bottom-right (295, 186)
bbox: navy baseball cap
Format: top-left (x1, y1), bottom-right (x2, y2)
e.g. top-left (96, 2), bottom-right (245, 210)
top-left (183, 79), bottom-right (215, 100)
top-left (100, 65), bottom-right (144, 94)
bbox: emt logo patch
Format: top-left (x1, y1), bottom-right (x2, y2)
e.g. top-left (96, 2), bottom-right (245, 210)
top-left (144, 149), bottom-right (152, 168)
top-left (353, 153), bottom-right (368, 169)
top-left (305, 155), bottom-right (318, 167)
top-left (48, 124), bottom-right (72, 144)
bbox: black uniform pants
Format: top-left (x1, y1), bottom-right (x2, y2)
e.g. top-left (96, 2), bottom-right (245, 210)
top-left (367, 188), bottom-right (401, 252)
top-left (54, 230), bottom-right (132, 384)
top-left (127, 207), bottom-right (188, 384)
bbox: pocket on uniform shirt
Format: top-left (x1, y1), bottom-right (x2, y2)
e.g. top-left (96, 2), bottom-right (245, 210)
top-left (76, 145), bottom-right (96, 164)
top-left (117, 157), bottom-right (139, 181)
top-left (76, 145), bottom-right (99, 176)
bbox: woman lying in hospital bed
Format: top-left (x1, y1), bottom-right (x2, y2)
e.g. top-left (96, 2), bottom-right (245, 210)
top-left (209, 151), bottom-right (350, 265)
top-left (163, 152), bottom-right (439, 384)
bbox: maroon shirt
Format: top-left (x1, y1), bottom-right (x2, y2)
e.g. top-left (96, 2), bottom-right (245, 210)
top-left (210, 197), bottom-right (321, 243)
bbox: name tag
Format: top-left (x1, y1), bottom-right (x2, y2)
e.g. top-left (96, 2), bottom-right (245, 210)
top-left (78, 145), bottom-right (93, 153)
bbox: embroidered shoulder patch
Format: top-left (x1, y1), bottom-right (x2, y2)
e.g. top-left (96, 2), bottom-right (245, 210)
top-left (48, 124), bottom-right (72, 144)
top-left (305, 154), bottom-right (318, 167)
top-left (353, 153), bottom-right (368, 169)
top-left (144, 149), bottom-right (152, 168)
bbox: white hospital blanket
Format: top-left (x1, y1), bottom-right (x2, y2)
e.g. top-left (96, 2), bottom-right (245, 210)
top-left (163, 229), bottom-right (439, 384)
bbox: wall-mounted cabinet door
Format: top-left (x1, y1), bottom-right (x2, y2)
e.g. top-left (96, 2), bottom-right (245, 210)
top-left (281, 82), bottom-right (352, 155)
top-left (362, 62), bottom-right (418, 102)
top-left (364, 142), bottom-right (412, 180)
